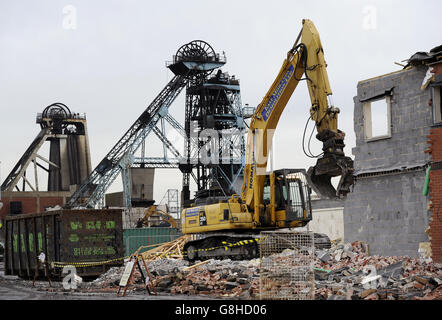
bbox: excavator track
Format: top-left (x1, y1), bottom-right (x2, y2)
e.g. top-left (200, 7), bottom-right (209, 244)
top-left (183, 235), bottom-right (259, 262)
top-left (183, 233), bottom-right (331, 261)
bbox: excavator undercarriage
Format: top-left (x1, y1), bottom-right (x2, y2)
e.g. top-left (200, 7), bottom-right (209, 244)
top-left (183, 232), bottom-right (332, 261)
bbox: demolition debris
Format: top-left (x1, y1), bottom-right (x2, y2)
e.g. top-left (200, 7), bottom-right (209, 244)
top-left (78, 239), bottom-right (442, 300)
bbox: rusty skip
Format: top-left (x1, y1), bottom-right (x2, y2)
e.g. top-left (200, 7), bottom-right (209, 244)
top-left (3, 209), bottom-right (124, 278)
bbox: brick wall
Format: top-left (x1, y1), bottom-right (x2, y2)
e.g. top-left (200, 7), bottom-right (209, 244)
top-left (0, 192), bottom-right (69, 218)
top-left (0, 197), bottom-right (38, 217)
top-left (426, 126), bottom-right (442, 263)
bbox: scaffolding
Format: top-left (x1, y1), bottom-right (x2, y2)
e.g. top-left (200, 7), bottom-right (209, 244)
top-left (259, 231), bottom-right (315, 300)
top-left (159, 189), bottom-right (180, 219)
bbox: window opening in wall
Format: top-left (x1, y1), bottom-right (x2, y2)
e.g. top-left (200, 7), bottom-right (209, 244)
top-left (363, 96), bottom-right (391, 141)
top-left (433, 86), bottom-right (442, 124)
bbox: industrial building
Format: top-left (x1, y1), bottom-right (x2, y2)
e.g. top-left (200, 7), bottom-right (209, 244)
top-left (0, 103), bottom-right (91, 217)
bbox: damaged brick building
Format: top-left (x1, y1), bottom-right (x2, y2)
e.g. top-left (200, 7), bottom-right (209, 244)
top-left (342, 45), bottom-right (442, 262)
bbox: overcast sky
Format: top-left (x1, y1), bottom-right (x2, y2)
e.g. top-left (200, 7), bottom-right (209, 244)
top-left (0, 0), bottom-right (440, 204)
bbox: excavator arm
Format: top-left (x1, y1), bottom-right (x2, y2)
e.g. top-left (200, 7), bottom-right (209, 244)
top-left (241, 19), bottom-right (354, 215)
top-left (140, 205), bottom-right (177, 228)
top-left (301, 20), bottom-right (354, 199)
top-left (180, 20), bottom-right (350, 258)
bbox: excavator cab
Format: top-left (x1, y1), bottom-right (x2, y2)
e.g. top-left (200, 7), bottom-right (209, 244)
top-left (261, 169), bottom-right (312, 227)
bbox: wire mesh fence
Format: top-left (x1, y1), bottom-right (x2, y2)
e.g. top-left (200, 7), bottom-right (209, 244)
top-left (259, 231), bottom-right (315, 300)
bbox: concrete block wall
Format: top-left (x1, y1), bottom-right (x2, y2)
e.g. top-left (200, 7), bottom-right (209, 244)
top-left (344, 172), bottom-right (429, 257)
top-left (344, 65), bottom-right (433, 257)
top-left (352, 66), bottom-right (432, 172)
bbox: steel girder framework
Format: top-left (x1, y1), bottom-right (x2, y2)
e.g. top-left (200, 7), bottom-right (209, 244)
top-left (182, 73), bottom-right (246, 201)
top-left (65, 75), bottom-right (187, 208)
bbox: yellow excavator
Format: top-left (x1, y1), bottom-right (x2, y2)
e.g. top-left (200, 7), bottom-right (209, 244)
top-left (182, 19), bottom-right (354, 260)
top-left (137, 205), bottom-right (178, 228)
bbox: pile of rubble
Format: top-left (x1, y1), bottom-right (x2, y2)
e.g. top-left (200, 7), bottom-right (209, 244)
top-left (84, 266), bottom-right (126, 291)
top-left (84, 240), bottom-right (442, 300)
top-left (153, 258), bottom-right (260, 299)
top-left (162, 240), bottom-right (442, 300)
top-left (313, 241), bottom-right (442, 300)
top-left (82, 257), bottom-right (260, 298)
top-left (83, 258), bottom-right (190, 290)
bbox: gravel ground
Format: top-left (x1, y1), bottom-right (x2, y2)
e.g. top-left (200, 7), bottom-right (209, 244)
top-left (0, 262), bottom-right (216, 300)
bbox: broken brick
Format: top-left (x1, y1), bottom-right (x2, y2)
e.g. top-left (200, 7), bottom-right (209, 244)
top-left (360, 288), bottom-right (377, 298)
top-left (364, 293), bottom-right (379, 300)
top-left (414, 276), bottom-right (429, 285)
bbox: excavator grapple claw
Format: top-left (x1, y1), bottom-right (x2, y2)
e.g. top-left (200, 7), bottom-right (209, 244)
top-left (307, 155), bottom-right (354, 199)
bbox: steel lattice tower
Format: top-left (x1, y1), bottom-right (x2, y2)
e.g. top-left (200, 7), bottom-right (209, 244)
top-left (167, 40), bottom-right (246, 206)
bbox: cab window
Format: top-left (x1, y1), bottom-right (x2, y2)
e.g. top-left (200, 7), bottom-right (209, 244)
top-left (263, 185), bottom-right (270, 204)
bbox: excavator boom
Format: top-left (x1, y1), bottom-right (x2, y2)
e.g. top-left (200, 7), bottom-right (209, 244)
top-left (181, 19), bottom-right (353, 261)
top-left (242, 19), bottom-right (354, 204)
top-left (300, 20), bottom-right (354, 198)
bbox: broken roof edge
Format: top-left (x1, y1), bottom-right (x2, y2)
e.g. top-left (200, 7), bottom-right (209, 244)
top-left (357, 68), bottom-right (412, 86)
top-left (358, 45), bottom-right (442, 86)
top-left (354, 162), bottom-right (429, 177)
top-left (405, 45), bottom-right (442, 68)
